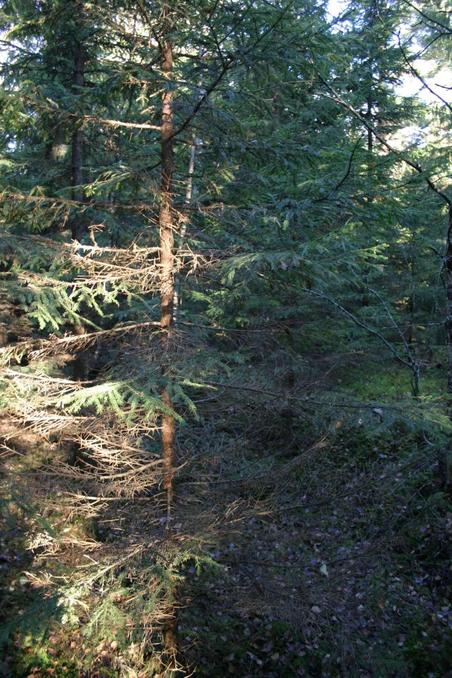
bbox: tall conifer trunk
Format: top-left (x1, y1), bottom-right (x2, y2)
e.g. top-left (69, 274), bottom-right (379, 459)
top-left (159, 4), bottom-right (176, 510)
top-left (158, 7), bottom-right (179, 666)
top-left (71, 30), bottom-right (86, 241)
top-left (446, 207), bottom-right (452, 395)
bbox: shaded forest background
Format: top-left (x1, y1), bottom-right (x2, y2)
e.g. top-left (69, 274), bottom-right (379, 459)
top-left (0, 0), bottom-right (451, 675)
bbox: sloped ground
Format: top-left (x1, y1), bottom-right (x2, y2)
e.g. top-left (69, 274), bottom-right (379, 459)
top-left (178, 426), bottom-right (451, 676)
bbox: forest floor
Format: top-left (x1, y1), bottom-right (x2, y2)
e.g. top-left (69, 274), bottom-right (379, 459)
top-left (0, 360), bottom-right (451, 677)
top-left (176, 420), bottom-right (451, 676)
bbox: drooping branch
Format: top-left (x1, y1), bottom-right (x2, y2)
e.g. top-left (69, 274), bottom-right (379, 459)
top-left (402, 0), bottom-right (452, 35)
top-left (396, 35), bottom-right (452, 113)
top-left (0, 321), bottom-right (162, 365)
top-left (316, 72), bottom-right (452, 209)
top-left (314, 134), bottom-right (363, 203)
top-left (304, 289), bottom-right (415, 371)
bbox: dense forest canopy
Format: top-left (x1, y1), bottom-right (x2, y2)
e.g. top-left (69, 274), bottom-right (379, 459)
top-left (0, 0), bottom-right (451, 675)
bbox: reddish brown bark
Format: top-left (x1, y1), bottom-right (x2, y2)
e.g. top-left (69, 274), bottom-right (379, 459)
top-left (159, 12), bottom-right (176, 508)
top-left (158, 8), bottom-right (180, 667)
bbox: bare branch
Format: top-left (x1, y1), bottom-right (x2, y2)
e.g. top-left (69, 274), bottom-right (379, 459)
top-left (402, 0), bottom-right (452, 35)
top-left (315, 71), bottom-right (452, 208)
top-left (397, 35), bottom-right (452, 113)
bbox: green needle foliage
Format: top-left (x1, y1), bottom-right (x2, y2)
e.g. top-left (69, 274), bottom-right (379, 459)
top-left (0, 0), bottom-right (450, 675)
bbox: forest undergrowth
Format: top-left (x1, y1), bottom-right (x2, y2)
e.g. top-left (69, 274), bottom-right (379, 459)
top-left (1, 340), bottom-right (450, 677)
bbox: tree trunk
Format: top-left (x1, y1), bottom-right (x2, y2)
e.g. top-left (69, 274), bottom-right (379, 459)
top-left (158, 9), bottom-right (180, 669)
top-left (365, 95), bottom-right (374, 205)
top-left (366, 97), bottom-right (373, 154)
top-left (439, 205), bottom-right (452, 488)
top-left (446, 207), bottom-right (452, 395)
top-left (159, 6), bottom-right (176, 510)
top-left (174, 135), bottom-right (198, 320)
top-left (71, 36), bottom-right (86, 241)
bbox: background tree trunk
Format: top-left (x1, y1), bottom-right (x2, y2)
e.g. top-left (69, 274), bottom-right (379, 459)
top-left (446, 207), bottom-right (452, 395)
top-left (174, 135), bottom-right (198, 320)
top-left (71, 34), bottom-right (86, 241)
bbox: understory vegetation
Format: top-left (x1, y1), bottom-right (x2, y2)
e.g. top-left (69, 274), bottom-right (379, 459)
top-left (0, 0), bottom-right (451, 676)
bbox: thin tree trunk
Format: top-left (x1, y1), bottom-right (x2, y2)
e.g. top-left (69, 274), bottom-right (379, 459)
top-left (174, 135), bottom-right (198, 320)
top-left (71, 36), bottom-right (86, 241)
top-left (446, 207), bottom-right (452, 395)
top-left (182, 136), bottom-right (197, 229)
top-left (159, 5), bottom-right (176, 511)
top-left (158, 9), bottom-right (180, 669)
top-left (366, 97), bottom-right (373, 154)
top-left (365, 95), bottom-right (374, 205)
top-left (437, 206), bottom-right (452, 488)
